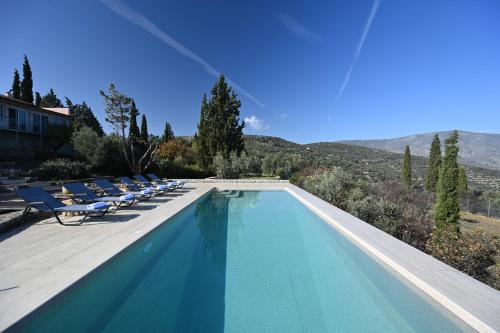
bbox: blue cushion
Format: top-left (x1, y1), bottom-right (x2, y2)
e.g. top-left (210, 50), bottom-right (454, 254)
top-left (141, 188), bottom-right (153, 195)
top-left (119, 194), bottom-right (135, 201)
top-left (86, 202), bottom-right (109, 210)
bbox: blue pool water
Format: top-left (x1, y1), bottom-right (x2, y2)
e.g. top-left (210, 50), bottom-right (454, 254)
top-left (11, 191), bottom-right (472, 332)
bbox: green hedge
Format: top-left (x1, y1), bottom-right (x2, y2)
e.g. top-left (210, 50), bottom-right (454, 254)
top-left (30, 158), bottom-right (89, 180)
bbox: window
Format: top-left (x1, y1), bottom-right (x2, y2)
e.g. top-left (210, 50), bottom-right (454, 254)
top-left (0, 104), bottom-right (4, 122)
top-left (8, 108), bottom-right (17, 130)
top-left (33, 114), bottom-right (40, 133)
top-left (50, 116), bottom-right (67, 126)
top-left (41, 115), bottom-right (48, 135)
top-left (18, 110), bottom-right (27, 132)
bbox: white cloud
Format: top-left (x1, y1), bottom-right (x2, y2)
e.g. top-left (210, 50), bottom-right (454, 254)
top-left (278, 13), bottom-right (322, 43)
top-left (100, 0), bottom-right (265, 108)
top-left (244, 115), bottom-right (269, 131)
top-left (335, 0), bottom-right (382, 103)
top-left (276, 113), bottom-right (287, 120)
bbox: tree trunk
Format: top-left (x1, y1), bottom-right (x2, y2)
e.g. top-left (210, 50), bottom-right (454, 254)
top-left (120, 124), bottom-right (132, 171)
top-left (488, 199), bottom-right (491, 218)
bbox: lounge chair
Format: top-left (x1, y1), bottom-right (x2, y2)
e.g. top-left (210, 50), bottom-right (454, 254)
top-left (15, 187), bottom-right (110, 225)
top-left (133, 175), bottom-right (173, 194)
top-left (147, 173), bottom-right (185, 189)
top-left (63, 182), bottom-right (137, 207)
top-left (119, 176), bottom-right (162, 196)
top-left (93, 178), bottom-right (153, 201)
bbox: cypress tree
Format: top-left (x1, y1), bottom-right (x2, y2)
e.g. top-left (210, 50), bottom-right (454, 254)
top-left (40, 89), bottom-right (64, 107)
top-left (20, 55), bottom-right (34, 103)
top-left (70, 101), bottom-right (105, 136)
top-left (435, 130), bottom-right (460, 231)
top-left (35, 92), bottom-right (42, 107)
top-left (424, 134), bottom-right (442, 192)
top-left (196, 94), bottom-right (212, 170)
top-left (140, 114), bottom-right (149, 142)
top-left (195, 75), bottom-right (245, 170)
top-left (12, 69), bottom-right (21, 100)
top-left (129, 100), bottom-right (141, 141)
top-left (401, 145), bottom-right (412, 187)
top-left (162, 122), bottom-right (174, 142)
top-left (458, 166), bottom-right (468, 195)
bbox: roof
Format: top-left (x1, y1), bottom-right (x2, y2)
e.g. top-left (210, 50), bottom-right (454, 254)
top-left (0, 95), bottom-right (71, 118)
top-left (43, 107), bottom-right (70, 116)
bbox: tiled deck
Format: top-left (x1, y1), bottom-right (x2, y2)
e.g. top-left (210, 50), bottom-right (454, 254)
top-left (0, 182), bottom-right (499, 332)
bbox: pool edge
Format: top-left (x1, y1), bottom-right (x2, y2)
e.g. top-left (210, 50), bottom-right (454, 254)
top-left (283, 184), bottom-right (499, 333)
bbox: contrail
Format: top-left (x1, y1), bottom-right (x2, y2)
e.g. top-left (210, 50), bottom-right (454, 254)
top-left (335, 0), bottom-right (382, 103)
top-left (100, 0), bottom-right (266, 108)
top-left (278, 13), bottom-right (322, 44)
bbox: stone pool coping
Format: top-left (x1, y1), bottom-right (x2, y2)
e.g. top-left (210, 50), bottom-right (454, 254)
top-left (0, 182), bottom-right (498, 332)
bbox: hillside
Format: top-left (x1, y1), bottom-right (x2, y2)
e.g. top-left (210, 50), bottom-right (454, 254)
top-left (244, 135), bottom-right (500, 191)
top-left (339, 131), bottom-right (500, 171)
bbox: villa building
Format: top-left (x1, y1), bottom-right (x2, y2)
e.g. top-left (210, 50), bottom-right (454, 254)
top-left (0, 94), bottom-right (71, 159)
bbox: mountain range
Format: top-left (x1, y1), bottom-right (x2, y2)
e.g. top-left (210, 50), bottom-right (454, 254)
top-left (339, 131), bottom-right (500, 171)
top-left (243, 133), bottom-right (500, 191)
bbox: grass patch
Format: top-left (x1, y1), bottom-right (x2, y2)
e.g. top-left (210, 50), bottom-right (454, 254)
top-left (460, 211), bottom-right (500, 237)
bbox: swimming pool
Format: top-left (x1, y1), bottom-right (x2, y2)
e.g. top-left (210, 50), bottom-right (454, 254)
top-left (10, 190), bottom-right (472, 332)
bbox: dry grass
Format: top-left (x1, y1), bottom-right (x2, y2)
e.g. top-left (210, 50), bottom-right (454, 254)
top-left (460, 211), bottom-right (500, 237)
top-left (460, 212), bottom-right (500, 289)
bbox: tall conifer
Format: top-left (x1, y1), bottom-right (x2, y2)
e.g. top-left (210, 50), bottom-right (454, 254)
top-left (35, 92), bottom-right (42, 107)
top-left (40, 89), bottom-right (64, 107)
top-left (20, 55), bottom-right (34, 103)
top-left (195, 75), bottom-right (245, 171)
top-left (435, 130), bottom-right (460, 231)
top-left (12, 69), bottom-right (21, 100)
top-left (140, 114), bottom-right (149, 142)
top-left (401, 145), bottom-right (412, 187)
top-left (162, 122), bottom-right (174, 142)
top-left (129, 100), bottom-right (141, 141)
top-left (70, 101), bottom-right (105, 136)
top-left (424, 134), bottom-right (442, 192)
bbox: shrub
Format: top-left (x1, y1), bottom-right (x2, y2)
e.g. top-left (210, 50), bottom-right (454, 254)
top-left (347, 194), bottom-right (383, 224)
top-left (261, 152), bottom-right (304, 177)
top-left (370, 181), bottom-right (434, 250)
top-left (156, 139), bottom-right (188, 161)
top-left (426, 225), bottom-right (498, 282)
top-left (371, 200), bottom-right (404, 238)
top-left (72, 127), bottom-right (100, 164)
top-left (213, 151), bottom-right (250, 179)
top-left (213, 152), bottom-right (235, 179)
top-left (93, 135), bottom-right (129, 175)
top-left (157, 159), bottom-right (212, 179)
top-left (55, 143), bottom-right (75, 159)
top-left (277, 167), bottom-right (288, 180)
top-left (289, 174), bottom-right (300, 184)
top-left (30, 158), bottom-right (89, 180)
top-left (47, 123), bottom-right (72, 150)
top-left (230, 152), bottom-right (247, 178)
top-left (301, 168), bottom-right (355, 210)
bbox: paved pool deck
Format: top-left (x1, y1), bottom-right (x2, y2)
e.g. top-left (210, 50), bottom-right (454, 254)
top-left (0, 182), bottom-right (499, 332)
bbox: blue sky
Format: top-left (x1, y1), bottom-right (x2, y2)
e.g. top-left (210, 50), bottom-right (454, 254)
top-left (2, 0), bottom-right (499, 143)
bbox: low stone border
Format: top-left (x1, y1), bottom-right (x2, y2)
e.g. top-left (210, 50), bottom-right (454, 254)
top-left (179, 178), bottom-right (289, 184)
top-left (0, 211), bottom-right (25, 234)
